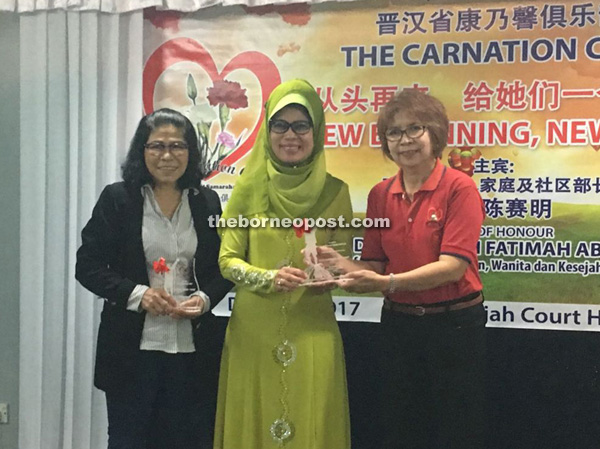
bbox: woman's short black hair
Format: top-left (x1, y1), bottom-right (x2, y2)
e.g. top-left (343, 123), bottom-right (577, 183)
top-left (121, 108), bottom-right (206, 189)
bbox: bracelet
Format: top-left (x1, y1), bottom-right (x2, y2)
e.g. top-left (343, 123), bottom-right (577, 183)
top-left (388, 273), bottom-right (397, 294)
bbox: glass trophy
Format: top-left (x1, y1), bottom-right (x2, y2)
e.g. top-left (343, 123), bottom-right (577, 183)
top-left (300, 232), bottom-right (348, 286)
top-left (173, 259), bottom-right (205, 313)
top-left (152, 257), bottom-right (204, 314)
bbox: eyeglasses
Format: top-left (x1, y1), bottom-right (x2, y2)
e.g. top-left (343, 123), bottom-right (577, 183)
top-left (269, 119), bottom-right (312, 135)
top-left (144, 141), bottom-right (189, 156)
top-left (385, 125), bottom-right (427, 142)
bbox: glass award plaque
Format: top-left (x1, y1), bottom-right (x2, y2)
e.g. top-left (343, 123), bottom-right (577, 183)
top-left (300, 232), bottom-right (347, 286)
top-left (171, 259), bottom-right (204, 314)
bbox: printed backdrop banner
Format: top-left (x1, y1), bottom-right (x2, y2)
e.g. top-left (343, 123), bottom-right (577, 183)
top-left (143, 2), bottom-right (600, 331)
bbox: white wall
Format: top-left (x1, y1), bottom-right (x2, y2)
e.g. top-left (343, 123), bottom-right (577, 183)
top-left (0, 11), bottom-right (20, 449)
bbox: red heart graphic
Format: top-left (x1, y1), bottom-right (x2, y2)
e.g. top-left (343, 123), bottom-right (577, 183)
top-left (592, 144), bottom-right (600, 152)
top-left (143, 38), bottom-right (281, 178)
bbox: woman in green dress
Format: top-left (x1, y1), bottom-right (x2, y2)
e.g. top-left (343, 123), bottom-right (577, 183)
top-left (214, 79), bottom-right (352, 449)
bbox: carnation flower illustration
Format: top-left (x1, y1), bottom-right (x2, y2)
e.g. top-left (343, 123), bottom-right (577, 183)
top-left (185, 75), bottom-right (249, 173)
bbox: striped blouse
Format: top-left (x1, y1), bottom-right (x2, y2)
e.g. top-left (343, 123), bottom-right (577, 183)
top-left (126, 185), bottom-right (209, 354)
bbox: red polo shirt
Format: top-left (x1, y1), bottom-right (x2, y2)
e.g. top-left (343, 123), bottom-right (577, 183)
top-left (361, 160), bottom-right (484, 305)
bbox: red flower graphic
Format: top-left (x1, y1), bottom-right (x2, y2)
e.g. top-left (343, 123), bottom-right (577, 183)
top-left (277, 42), bottom-right (301, 57)
top-left (244, 4), bottom-right (312, 26)
top-left (185, 75), bottom-right (250, 175)
top-left (207, 80), bottom-right (248, 109)
top-left (144, 7), bottom-right (183, 32)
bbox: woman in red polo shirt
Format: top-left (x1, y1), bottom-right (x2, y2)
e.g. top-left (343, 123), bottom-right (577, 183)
top-left (323, 88), bottom-right (486, 449)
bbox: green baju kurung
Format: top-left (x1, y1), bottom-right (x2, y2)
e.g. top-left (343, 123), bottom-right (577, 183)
top-left (214, 178), bottom-right (352, 449)
top-left (213, 79), bottom-right (353, 449)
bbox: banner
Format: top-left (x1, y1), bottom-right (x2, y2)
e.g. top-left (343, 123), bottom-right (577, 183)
top-left (143, 2), bottom-right (600, 330)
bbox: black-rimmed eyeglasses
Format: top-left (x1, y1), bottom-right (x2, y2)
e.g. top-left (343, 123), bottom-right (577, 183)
top-left (144, 141), bottom-right (189, 156)
top-left (385, 125), bottom-right (427, 142)
top-left (269, 119), bottom-right (312, 135)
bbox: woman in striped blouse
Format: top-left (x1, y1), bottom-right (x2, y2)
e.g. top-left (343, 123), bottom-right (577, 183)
top-left (76, 108), bottom-right (232, 449)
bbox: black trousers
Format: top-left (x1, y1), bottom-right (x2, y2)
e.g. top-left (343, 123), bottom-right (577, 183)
top-left (105, 350), bottom-right (215, 449)
top-left (379, 303), bottom-right (487, 449)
